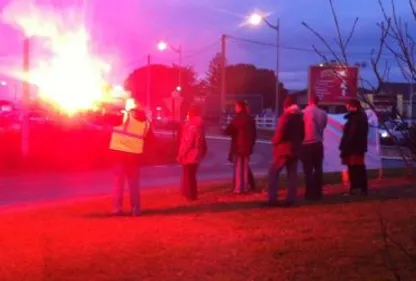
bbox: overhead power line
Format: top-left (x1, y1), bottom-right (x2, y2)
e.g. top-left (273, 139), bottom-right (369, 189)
top-left (226, 34), bottom-right (395, 58)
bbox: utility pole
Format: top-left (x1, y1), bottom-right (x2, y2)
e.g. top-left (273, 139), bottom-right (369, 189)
top-left (21, 37), bottom-right (30, 160)
top-left (220, 34), bottom-right (227, 115)
top-left (178, 45), bottom-right (182, 90)
top-left (146, 54), bottom-right (151, 109)
top-left (275, 18), bottom-right (281, 118)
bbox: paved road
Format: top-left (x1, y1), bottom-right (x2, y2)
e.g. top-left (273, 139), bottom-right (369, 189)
top-left (0, 137), bottom-right (410, 209)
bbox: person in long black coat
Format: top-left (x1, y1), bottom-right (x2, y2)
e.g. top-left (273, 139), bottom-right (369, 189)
top-left (339, 99), bottom-right (369, 195)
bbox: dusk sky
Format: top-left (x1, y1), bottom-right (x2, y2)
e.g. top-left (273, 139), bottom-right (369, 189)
top-left (0, 0), bottom-right (414, 100)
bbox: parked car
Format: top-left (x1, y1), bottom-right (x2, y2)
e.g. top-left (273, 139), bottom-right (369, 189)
top-left (379, 120), bottom-right (415, 145)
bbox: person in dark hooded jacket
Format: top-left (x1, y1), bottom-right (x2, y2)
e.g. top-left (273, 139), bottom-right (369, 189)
top-left (339, 99), bottom-right (369, 195)
top-left (228, 101), bottom-right (257, 191)
top-left (226, 100), bottom-right (257, 193)
top-left (267, 96), bottom-right (305, 206)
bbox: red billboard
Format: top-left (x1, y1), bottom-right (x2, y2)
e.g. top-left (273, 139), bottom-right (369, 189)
top-left (308, 65), bottom-right (359, 104)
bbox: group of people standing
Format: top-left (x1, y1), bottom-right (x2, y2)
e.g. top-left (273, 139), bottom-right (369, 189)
top-left (108, 95), bottom-right (369, 216)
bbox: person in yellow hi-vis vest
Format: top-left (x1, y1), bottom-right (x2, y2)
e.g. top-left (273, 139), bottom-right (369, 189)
top-left (109, 99), bottom-right (153, 216)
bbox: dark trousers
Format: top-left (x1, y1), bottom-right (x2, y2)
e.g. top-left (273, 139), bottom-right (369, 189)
top-left (268, 157), bottom-right (299, 203)
top-left (348, 165), bottom-right (368, 194)
top-left (248, 167), bottom-right (256, 190)
top-left (113, 152), bottom-right (140, 215)
top-left (301, 142), bottom-right (324, 200)
top-left (181, 164), bottom-right (199, 200)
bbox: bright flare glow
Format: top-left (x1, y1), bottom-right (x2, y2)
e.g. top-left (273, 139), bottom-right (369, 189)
top-left (114, 85), bottom-right (124, 93)
top-left (176, 86), bottom-right (182, 92)
top-left (0, 81), bottom-right (7, 86)
top-left (1, 1), bottom-right (112, 115)
top-left (125, 98), bottom-right (136, 111)
top-left (157, 41), bottom-right (168, 51)
top-left (248, 13), bottom-right (263, 25)
top-left (381, 131), bottom-right (389, 138)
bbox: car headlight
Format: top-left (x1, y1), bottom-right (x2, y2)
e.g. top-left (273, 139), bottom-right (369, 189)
top-left (380, 131), bottom-right (389, 138)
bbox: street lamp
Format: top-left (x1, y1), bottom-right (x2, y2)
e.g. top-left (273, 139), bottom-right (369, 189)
top-left (248, 13), bottom-right (263, 26)
top-left (248, 12), bottom-right (281, 117)
top-left (156, 40), bottom-right (183, 89)
top-left (157, 41), bottom-right (168, 52)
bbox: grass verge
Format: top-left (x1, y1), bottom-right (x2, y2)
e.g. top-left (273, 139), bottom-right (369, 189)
top-left (1, 176), bottom-right (416, 280)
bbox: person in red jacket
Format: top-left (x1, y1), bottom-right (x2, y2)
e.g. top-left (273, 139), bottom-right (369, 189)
top-left (268, 96), bottom-right (305, 206)
top-left (177, 105), bottom-right (207, 201)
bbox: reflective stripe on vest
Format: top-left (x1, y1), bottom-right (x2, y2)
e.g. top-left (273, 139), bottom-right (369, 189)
top-left (109, 114), bottom-right (149, 154)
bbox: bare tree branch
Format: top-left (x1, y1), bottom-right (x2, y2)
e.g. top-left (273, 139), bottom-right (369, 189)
top-left (344, 17), bottom-right (359, 50)
top-left (329, 0), bottom-right (348, 63)
top-left (312, 45), bottom-right (329, 62)
top-left (302, 21), bottom-right (344, 64)
top-left (304, 0), bottom-right (416, 174)
top-left (410, 0), bottom-right (416, 22)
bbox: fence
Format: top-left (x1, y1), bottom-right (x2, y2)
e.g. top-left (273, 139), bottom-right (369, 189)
top-left (224, 115), bottom-right (276, 130)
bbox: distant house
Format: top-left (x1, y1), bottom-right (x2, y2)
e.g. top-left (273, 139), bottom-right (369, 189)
top-left (378, 82), bottom-right (416, 118)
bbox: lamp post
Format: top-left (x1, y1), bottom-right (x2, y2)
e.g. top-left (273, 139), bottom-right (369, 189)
top-left (248, 13), bottom-right (281, 118)
top-left (157, 41), bottom-right (183, 138)
top-left (157, 41), bottom-right (183, 90)
top-left (157, 40), bottom-right (183, 123)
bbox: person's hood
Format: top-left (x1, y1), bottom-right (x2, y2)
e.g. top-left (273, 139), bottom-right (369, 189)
top-left (285, 104), bottom-right (301, 114)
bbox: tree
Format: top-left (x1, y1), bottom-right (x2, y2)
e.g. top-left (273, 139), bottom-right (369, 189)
top-left (124, 64), bottom-right (198, 116)
top-left (203, 52), bottom-right (223, 95)
top-left (225, 63), bottom-right (282, 111)
top-left (302, 0), bottom-right (416, 175)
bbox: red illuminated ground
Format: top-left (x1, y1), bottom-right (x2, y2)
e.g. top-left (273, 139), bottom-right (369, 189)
top-left (1, 178), bottom-right (416, 281)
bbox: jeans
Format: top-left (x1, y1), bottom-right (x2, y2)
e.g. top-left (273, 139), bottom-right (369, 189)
top-left (181, 164), bottom-right (199, 200)
top-left (234, 156), bottom-right (250, 193)
top-left (301, 142), bottom-right (324, 200)
top-left (268, 157), bottom-right (299, 203)
top-left (113, 152), bottom-right (140, 215)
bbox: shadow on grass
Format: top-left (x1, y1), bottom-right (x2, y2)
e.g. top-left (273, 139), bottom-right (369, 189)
top-left (84, 183), bottom-right (416, 219)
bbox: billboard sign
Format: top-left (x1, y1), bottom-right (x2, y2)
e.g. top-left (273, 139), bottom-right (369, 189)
top-left (308, 65), bottom-right (359, 104)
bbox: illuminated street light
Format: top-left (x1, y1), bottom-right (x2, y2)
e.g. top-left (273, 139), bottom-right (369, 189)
top-left (157, 41), bottom-right (168, 51)
top-left (248, 13), bottom-right (263, 26)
